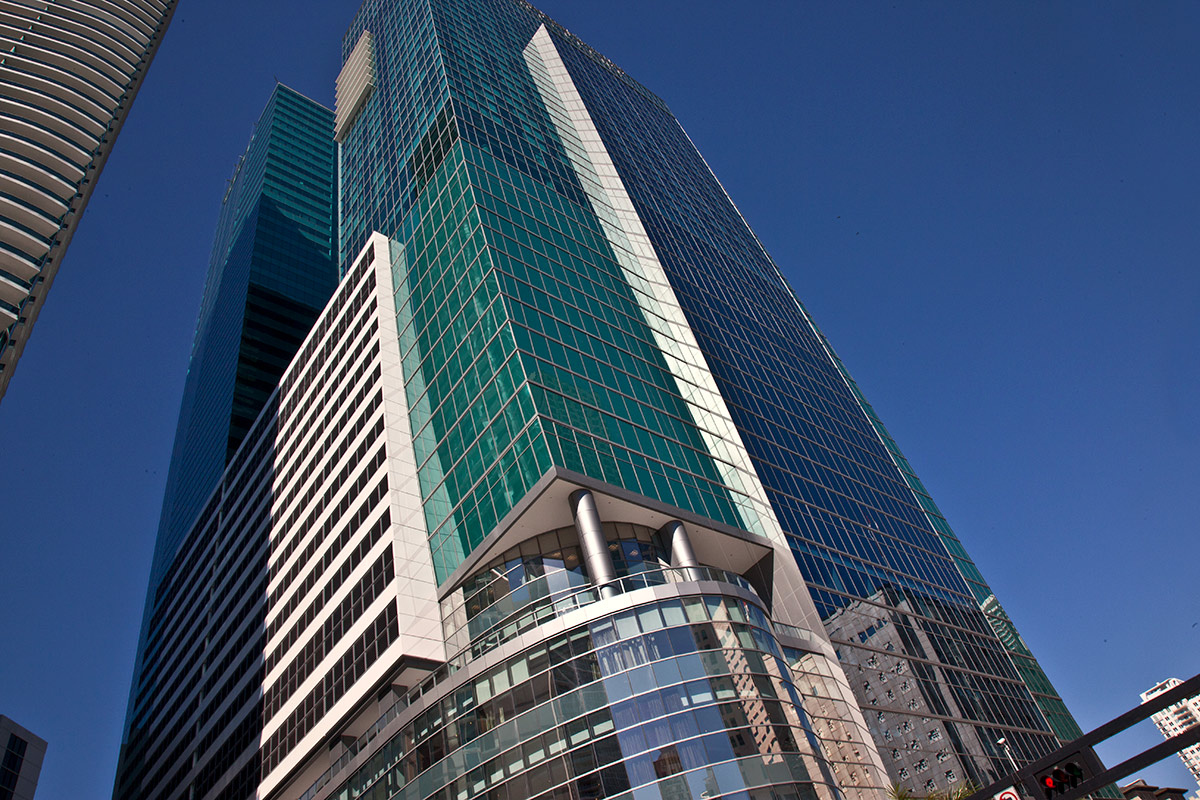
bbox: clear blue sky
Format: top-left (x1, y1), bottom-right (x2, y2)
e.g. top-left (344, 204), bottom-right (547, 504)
top-left (0, 2), bottom-right (1196, 798)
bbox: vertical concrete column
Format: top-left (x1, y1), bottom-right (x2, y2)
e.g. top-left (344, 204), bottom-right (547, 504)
top-left (570, 489), bottom-right (618, 598)
top-left (660, 520), bottom-right (703, 581)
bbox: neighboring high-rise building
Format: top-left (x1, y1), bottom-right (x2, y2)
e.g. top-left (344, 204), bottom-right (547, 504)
top-left (1120, 779), bottom-right (1192, 800)
top-left (1141, 679), bottom-right (1200, 789)
top-left (0, 0), bottom-right (179, 401)
top-left (0, 716), bottom-right (46, 800)
top-left (117, 2), bottom-right (1097, 800)
top-left (114, 83), bottom-right (338, 797)
top-left (147, 82), bottom-right (339, 591)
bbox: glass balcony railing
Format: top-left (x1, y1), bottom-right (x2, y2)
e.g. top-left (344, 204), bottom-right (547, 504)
top-left (298, 564), bottom-right (761, 800)
top-left (449, 564), bottom-right (760, 663)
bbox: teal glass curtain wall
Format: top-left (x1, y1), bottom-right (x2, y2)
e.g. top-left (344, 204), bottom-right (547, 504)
top-left (151, 84), bottom-right (339, 587)
top-left (340, 0), bottom-right (749, 583)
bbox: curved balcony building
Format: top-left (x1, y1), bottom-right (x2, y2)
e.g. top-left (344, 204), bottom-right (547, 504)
top-left (0, 0), bottom-right (178, 400)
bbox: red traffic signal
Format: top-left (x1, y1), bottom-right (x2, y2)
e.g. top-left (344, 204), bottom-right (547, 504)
top-left (1038, 761), bottom-right (1087, 799)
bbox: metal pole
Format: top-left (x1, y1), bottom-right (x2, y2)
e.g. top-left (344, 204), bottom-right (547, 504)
top-left (660, 519), bottom-right (703, 581)
top-left (998, 737), bottom-right (1020, 776)
top-left (570, 489), bottom-right (618, 599)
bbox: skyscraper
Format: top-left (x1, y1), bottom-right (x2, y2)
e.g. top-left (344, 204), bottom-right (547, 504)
top-left (337, 0), bottom-right (1089, 791)
top-left (0, 0), bottom-right (179, 401)
top-left (1141, 679), bottom-right (1200, 789)
top-left (114, 83), bottom-right (338, 799)
top-left (148, 82), bottom-right (339, 593)
top-left (117, 2), bottom-right (1095, 799)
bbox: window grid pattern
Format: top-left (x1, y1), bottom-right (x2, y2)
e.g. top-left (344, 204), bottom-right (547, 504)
top-left (116, 242), bottom-right (393, 800)
top-left (544, 19), bottom-right (1073, 792)
top-left (326, 593), bottom-right (845, 800)
top-left (341, 0), bottom-right (752, 583)
top-left (439, 0), bottom-right (750, 566)
top-left (0, 734), bottom-right (26, 800)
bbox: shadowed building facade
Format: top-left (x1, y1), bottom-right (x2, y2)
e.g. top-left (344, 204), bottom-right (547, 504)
top-left (0, 716), bottom-right (46, 800)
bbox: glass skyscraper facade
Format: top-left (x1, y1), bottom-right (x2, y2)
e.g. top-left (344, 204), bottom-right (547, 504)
top-left (115, 84), bottom-right (338, 798)
top-left (116, 3), bottom-right (1095, 800)
top-left (339, 0), bottom-right (782, 586)
top-left (531, 10), bottom-right (1090, 786)
top-left (336, 0), bottom-right (1087, 791)
top-left (149, 83), bottom-right (338, 590)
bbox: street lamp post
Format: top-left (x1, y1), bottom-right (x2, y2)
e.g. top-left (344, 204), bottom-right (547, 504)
top-left (998, 737), bottom-right (1021, 776)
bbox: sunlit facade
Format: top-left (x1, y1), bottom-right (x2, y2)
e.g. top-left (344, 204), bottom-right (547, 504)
top-left (1142, 679), bottom-right (1200, 789)
top-left (0, 0), bottom-right (178, 400)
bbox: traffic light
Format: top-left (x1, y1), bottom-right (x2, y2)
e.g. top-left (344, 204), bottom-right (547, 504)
top-left (1034, 755), bottom-right (1092, 800)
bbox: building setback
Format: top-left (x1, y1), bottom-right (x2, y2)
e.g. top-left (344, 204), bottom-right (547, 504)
top-left (117, 1), bottom-right (1098, 799)
top-left (0, 0), bottom-right (178, 401)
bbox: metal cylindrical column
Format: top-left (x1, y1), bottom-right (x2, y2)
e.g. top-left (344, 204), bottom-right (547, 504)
top-left (660, 520), bottom-right (703, 580)
top-left (570, 489), bottom-right (618, 598)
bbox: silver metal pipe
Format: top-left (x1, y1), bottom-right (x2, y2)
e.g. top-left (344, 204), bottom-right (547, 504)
top-left (660, 520), bottom-right (703, 580)
top-left (570, 489), bottom-right (618, 598)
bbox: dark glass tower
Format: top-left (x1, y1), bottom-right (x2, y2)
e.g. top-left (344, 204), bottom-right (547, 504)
top-left (115, 84), bottom-right (338, 799)
top-left (150, 83), bottom-right (339, 587)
